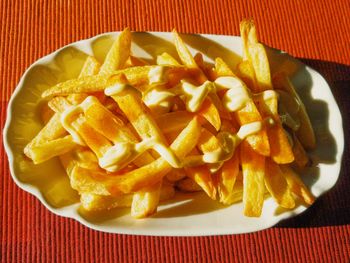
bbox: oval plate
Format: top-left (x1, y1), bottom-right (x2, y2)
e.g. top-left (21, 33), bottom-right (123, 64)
top-left (3, 32), bottom-right (344, 236)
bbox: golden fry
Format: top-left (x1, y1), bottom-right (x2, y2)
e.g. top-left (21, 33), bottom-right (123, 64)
top-left (265, 158), bottom-right (295, 209)
top-left (99, 28), bottom-right (131, 75)
top-left (241, 140), bottom-right (265, 217)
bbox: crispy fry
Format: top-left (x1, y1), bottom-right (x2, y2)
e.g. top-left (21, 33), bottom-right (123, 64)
top-left (42, 66), bottom-right (191, 98)
top-left (99, 28), bottom-right (131, 75)
top-left (265, 159), bottom-right (295, 208)
top-left (273, 72), bottom-right (316, 149)
top-left (254, 90), bottom-right (294, 163)
top-left (172, 29), bottom-right (197, 68)
top-left (214, 69), bottom-right (270, 156)
top-left (131, 181), bottom-right (162, 218)
top-left (241, 140), bottom-right (265, 217)
top-left (236, 60), bottom-right (257, 92)
top-left (126, 56), bottom-right (149, 67)
top-left (24, 113), bottom-right (69, 162)
top-left (221, 180), bottom-right (243, 205)
top-left (280, 165), bottom-right (315, 205)
top-left (194, 53), bottom-right (216, 81)
top-left (155, 111), bottom-right (194, 134)
top-left (240, 19), bottom-right (258, 60)
top-left (109, 117), bottom-right (202, 193)
top-left (184, 165), bottom-right (216, 199)
top-left (80, 183), bottom-right (175, 211)
top-left (172, 29), bottom-right (207, 83)
top-left (157, 52), bottom-right (180, 66)
top-left (197, 97), bottom-right (221, 131)
top-left (26, 135), bottom-right (77, 164)
top-left (217, 152), bottom-right (239, 205)
top-left (248, 43), bottom-right (272, 91)
top-left (234, 100), bottom-right (270, 156)
top-left (79, 56), bottom-right (101, 77)
top-left (215, 57), bottom-right (235, 77)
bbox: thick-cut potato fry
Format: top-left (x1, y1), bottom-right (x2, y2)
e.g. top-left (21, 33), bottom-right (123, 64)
top-left (241, 140), bottom-right (265, 217)
top-left (197, 127), bottom-right (221, 153)
top-left (70, 165), bottom-right (122, 196)
top-left (194, 53), bottom-right (216, 81)
top-left (103, 117), bottom-right (202, 194)
top-left (217, 152), bottom-right (239, 205)
top-left (157, 52), bottom-right (180, 66)
top-left (273, 72), bottom-right (316, 149)
top-left (27, 135), bottom-right (77, 164)
top-left (172, 29), bottom-right (207, 83)
top-left (42, 66), bottom-right (192, 98)
top-left (99, 28), bottom-right (131, 75)
top-left (254, 90), bottom-right (294, 163)
top-left (24, 113), bottom-right (69, 161)
top-left (71, 115), bottom-right (112, 158)
top-left (280, 165), bottom-right (315, 205)
top-left (131, 181), bottom-right (161, 218)
top-left (214, 64), bottom-right (270, 156)
top-left (215, 57), bottom-right (235, 77)
top-left (155, 111), bottom-right (194, 134)
top-left (248, 43), bottom-right (272, 91)
top-left (176, 177), bottom-right (202, 192)
top-left (240, 19), bottom-right (272, 91)
top-left (197, 97), bottom-right (221, 131)
top-left (184, 165), bottom-right (216, 199)
top-left (240, 19), bottom-right (258, 60)
top-left (82, 96), bottom-right (156, 169)
top-left (82, 96), bottom-right (134, 143)
top-left (80, 183), bottom-right (175, 211)
top-left (24, 113), bottom-right (66, 152)
top-left (81, 192), bottom-right (133, 210)
top-left (107, 82), bottom-right (181, 168)
top-left (59, 146), bottom-right (100, 177)
top-left (119, 118), bottom-right (201, 192)
top-left (234, 100), bottom-right (270, 156)
top-left (79, 56), bottom-right (101, 77)
top-left (221, 180), bottom-right (243, 205)
top-left (126, 56), bottom-right (149, 67)
top-left (265, 158), bottom-right (295, 208)
top-left (172, 29), bottom-right (197, 68)
top-left (236, 60), bottom-right (257, 92)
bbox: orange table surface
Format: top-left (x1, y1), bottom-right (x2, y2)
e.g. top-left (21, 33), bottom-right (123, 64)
top-left (1, 0), bottom-right (349, 262)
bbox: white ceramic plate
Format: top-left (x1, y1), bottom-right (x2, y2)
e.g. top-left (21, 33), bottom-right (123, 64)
top-left (3, 32), bottom-right (344, 236)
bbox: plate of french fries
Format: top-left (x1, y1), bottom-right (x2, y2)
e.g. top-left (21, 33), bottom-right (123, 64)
top-left (3, 19), bottom-right (344, 235)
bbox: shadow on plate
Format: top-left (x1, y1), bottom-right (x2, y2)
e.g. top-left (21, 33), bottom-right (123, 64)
top-left (153, 192), bottom-right (226, 218)
top-left (276, 59), bottom-right (350, 227)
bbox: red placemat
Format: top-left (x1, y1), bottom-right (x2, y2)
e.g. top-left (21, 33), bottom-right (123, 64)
top-left (1, 0), bottom-right (349, 262)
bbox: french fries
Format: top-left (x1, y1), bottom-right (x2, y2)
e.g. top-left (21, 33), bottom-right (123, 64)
top-left (24, 19), bottom-right (316, 219)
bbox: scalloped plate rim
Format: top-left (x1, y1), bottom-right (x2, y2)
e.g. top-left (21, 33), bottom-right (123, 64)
top-left (3, 31), bottom-right (345, 236)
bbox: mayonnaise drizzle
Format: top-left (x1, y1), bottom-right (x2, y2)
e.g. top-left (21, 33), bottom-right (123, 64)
top-left (62, 94), bottom-right (268, 171)
top-left (58, 74), bottom-right (289, 172)
top-left (61, 106), bottom-right (86, 146)
top-left (181, 80), bottom-right (214, 112)
top-left (214, 76), bottom-right (251, 112)
top-left (143, 88), bottom-right (174, 114)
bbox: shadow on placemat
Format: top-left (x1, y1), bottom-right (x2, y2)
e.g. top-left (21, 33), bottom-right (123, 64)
top-left (277, 59), bottom-right (350, 228)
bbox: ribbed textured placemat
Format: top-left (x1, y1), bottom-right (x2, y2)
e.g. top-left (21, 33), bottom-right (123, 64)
top-left (1, 0), bottom-right (349, 262)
